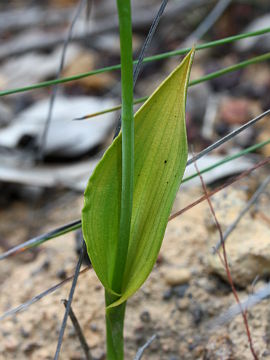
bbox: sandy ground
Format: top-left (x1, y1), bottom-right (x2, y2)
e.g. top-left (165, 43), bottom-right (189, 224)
top-left (0, 170), bottom-right (270, 360)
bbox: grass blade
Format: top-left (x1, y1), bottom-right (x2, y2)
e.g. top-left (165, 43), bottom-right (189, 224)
top-left (0, 28), bottom-right (269, 96)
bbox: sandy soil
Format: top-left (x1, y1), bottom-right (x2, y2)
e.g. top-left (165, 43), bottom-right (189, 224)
top-left (0, 171), bottom-right (270, 360)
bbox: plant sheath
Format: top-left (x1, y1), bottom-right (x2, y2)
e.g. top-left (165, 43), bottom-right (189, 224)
top-left (112, 0), bottom-right (134, 294)
top-left (106, 1), bottom-right (134, 359)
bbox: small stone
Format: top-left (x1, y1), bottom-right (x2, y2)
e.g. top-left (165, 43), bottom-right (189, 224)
top-left (90, 323), bottom-right (98, 332)
top-left (4, 336), bottom-right (19, 352)
top-left (177, 298), bottom-right (189, 311)
top-left (140, 310), bottom-right (151, 323)
top-left (203, 334), bottom-right (234, 359)
top-left (262, 350), bottom-right (270, 357)
top-left (70, 351), bottom-right (83, 360)
top-left (219, 97), bottom-right (250, 125)
top-left (57, 269), bottom-right (67, 280)
top-left (163, 268), bottom-right (191, 286)
top-left (190, 303), bottom-right (204, 325)
top-left (134, 326), bottom-right (145, 345)
top-left (163, 288), bottom-right (173, 301)
top-left (91, 348), bottom-right (106, 360)
top-left (19, 323), bottom-right (33, 339)
top-left (208, 213), bottom-right (270, 287)
top-left (23, 342), bottom-right (40, 354)
top-left (173, 284), bottom-right (189, 298)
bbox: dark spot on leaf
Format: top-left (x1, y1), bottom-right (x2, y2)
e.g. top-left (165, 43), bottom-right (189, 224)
top-left (164, 160), bottom-right (167, 164)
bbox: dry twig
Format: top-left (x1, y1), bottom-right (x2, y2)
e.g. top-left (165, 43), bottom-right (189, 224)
top-left (213, 174), bottom-right (270, 252)
top-left (193, 159), bottom-right (258, 360)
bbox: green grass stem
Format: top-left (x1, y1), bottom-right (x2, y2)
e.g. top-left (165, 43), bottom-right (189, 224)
top-left (0, 27), bottom-right (269, 97)
top-left (77, 52), bottom-right (270, 120)
top-left (182, 138), bottom-right (270, 183)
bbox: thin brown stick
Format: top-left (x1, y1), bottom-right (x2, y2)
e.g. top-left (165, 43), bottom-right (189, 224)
top-left (193, 159), bottom-right (258, 360)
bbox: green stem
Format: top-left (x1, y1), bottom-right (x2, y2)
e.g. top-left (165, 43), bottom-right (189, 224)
top-left (112, 0), bottom-right (134, 294)
top-left (105, 1), bottom-right (133, 359)
top-left (0, 27), bottom-right (269, 97)
top-left (105, 291), bottom-right (126, 360)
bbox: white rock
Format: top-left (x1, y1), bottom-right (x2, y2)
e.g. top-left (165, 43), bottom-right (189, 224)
top-left (163, 267), bottom-right (191, 286)
top-left (0, 96), bottom-right (116, 157)
top-left (0, 44), bottom-right (81, 89)
top-left (182, 153), bottom-right (253, 187)
top-left (207, 188), bottom-right (270, 287)
top-left (0, 101), bottom-right (13, 126)
top-left (236, 14), bottom-right (270, 53)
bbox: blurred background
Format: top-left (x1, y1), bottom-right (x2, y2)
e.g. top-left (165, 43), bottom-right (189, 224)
top-left (0, 1), bottom-right (270, 359)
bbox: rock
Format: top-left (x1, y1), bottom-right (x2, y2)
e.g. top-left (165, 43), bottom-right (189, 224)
top-left (91, 348), bottom-right (106, 360)
top-left (207, 189), bottom-right (270, 287)
top-left (219, 97), bottom-right (251, 125)
top-left (56, 269), bottom-right (67, 280)
top-left (140, 310), bottom-right (151, 323)
top-left (173, 284), bottom-right (189, 299)
top-left (190, 302), bottom-right (204, 325)
top-left (163, 288), bottom-right (173, 300)
top-left (236, 14), bottom-right (270, 53)
top-left (23, 342), bottom-right (40, 354)
top-left (182, 153), bottom-right (253, 188)
top-left (0, 101), bottom-right (13, 127)
top-left (163, 267), bottom-right (191, 286)
top-left (63, 50), bottom-right (116, 91)
top-left (0, 44), bottom-right (81, 89)
top-left (4, 336), bottom-right (19, 352)
top-left (0, 96), bottom-right (116, 158)
top-left (203, 334), bottom-right (234, 360)
top-left (90, 323), bottom-right (98, 332)
top-left (177, 298), bottom-right (189, 311)
top-left (186, 82), bottom-right (210, 124)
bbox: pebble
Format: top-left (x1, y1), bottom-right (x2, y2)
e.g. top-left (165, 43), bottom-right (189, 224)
top-left (163, 268), bottom-right (191, 286)
top-left (208, 213), bottom-right (270, 287)
top-left (140, 310), bottom-right (151, 323)
top-left (93, 349), bottom-right (106, 360)
top-left (57, 269), bottom-right (67, 280)
top-left (163, 288), bottom-right (173, 300)
top-left (173, 284), bottom-right (189, 298)
top-left (177, 298), bottom-right (189, 311)
top-left (134, 326), bottom-right (146, 345)
top-left (4, 336), bottom-right (19, 352)
top-left (190, 302), bottom-right (204, 325)
top-left (20, 325), bottom-right (32, 338)
top-left (203, 334), bottom-right (234, 359)
top-left (23, 342), bottom-right (40, 354)
top-left (90, 323), bottom-right (98, 332)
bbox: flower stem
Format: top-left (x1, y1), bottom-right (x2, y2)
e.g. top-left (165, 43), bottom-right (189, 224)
top-left (105, 1), bottom-right (133, 358)
top-left (112, 0), bottom-right (134, 294)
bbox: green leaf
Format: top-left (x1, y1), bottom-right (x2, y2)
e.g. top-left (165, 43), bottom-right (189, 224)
top-left (82, 49), bottom-right (194, 305)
